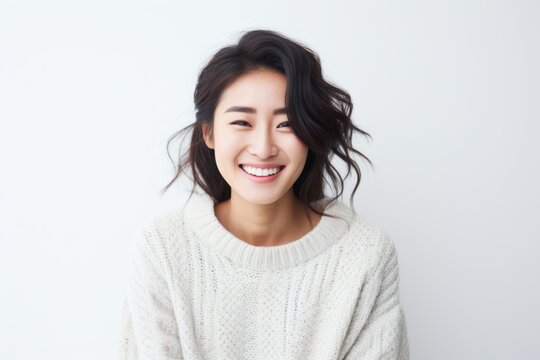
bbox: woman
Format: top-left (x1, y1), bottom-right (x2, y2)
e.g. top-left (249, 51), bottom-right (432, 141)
top-left (117, 29), bottom-right (409, 359)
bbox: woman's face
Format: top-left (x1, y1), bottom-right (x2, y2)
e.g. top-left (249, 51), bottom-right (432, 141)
top-left (203, 68), bottom-right (309, 205)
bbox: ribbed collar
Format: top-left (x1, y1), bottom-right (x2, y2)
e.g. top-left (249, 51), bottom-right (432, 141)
top-left (183, 193), bottom-right (355, 271)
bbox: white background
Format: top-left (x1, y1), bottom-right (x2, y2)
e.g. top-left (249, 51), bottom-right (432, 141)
top-left (1, 0), bottom-right (539, 359)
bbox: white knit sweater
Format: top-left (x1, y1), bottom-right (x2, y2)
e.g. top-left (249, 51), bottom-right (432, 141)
top-left (116, 194), bottom-right (409, 359)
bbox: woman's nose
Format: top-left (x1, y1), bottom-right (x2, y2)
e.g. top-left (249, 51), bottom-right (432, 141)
top-left (248, 127), bottom-right (278, 158)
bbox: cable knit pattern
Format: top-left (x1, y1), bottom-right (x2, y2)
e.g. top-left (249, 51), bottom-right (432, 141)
top-left (117, 193), bottom-right (409, 359)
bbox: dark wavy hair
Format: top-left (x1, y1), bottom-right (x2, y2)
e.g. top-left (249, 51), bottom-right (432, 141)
top-left (160, 29), bottom-right (373, 222)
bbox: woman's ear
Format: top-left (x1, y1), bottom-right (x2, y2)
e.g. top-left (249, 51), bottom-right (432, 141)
top-left (202, 122), bottom-right (214, 149)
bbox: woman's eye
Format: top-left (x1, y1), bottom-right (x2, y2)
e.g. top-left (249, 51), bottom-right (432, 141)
top-left (278, 121), bottom-right (290, 128)
top-left (231, 120), bottom-right (250, 126)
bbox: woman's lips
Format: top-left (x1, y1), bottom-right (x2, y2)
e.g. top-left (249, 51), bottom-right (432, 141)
top-left (239, 165), bottom-right (285, 182)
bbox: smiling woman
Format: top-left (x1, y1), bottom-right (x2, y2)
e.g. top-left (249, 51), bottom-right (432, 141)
top-left (116, 29), bottom-right (410, 359)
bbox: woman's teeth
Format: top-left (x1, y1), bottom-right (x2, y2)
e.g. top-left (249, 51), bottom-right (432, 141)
top-left (241, 165), bottom-right (284, 177)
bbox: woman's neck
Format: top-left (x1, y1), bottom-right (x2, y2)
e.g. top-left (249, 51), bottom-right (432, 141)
top-left (214, 192), bottom-right (322, 247)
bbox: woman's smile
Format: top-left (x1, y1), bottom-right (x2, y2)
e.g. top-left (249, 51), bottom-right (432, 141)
top-left (239, 164), bottom-right (286, 182)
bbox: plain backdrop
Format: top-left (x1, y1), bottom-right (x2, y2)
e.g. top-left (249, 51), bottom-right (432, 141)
top-left (1, 0), bottom-right (539, 359)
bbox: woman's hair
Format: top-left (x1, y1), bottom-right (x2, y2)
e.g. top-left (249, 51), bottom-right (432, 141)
top-left (160, 29), bottom-right (373, 221)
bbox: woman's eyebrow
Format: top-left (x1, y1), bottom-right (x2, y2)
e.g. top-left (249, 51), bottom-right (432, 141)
top-left (224, 106), bottom-right (287, 115)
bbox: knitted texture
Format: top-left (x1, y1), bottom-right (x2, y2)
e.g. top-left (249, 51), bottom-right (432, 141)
top-left (117, 194), bottom-right (409, 359)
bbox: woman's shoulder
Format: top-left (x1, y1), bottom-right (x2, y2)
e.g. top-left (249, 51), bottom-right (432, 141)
top-left (315, 197), bottom-right (397, 259)
top-left (127, 204), bottom-right (194, 260)
top-left (339, 213), bottom-right (399, 272)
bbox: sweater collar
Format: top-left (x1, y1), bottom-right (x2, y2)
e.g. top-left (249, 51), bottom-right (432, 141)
top-left (184, 193), bottom-right (355, 271)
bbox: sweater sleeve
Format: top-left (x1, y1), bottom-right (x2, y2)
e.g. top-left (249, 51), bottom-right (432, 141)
top-left (116, 223), bottom-right (183, 360)
top-left (343, 231), bottom-right (410, 360)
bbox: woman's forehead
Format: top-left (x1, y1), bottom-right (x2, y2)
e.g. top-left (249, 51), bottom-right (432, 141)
top-left (222, 69), bottom-right (285, 97)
